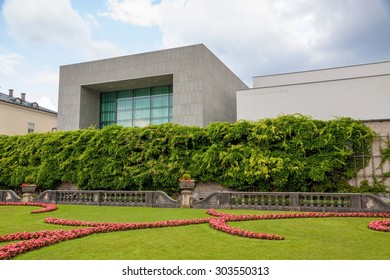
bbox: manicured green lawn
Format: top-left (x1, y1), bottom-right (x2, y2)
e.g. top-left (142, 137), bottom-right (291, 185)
top-left (0, 205), bottom-right (389, 260)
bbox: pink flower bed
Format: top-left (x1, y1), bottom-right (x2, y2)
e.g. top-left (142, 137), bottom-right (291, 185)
top-left (0, 203), bottom-right (389, 260)
top-left (206, 209), bottom-right (390, 241)
top-left (0, 202), bottom-right (57, 214)
top-left (209, 217), bottom-right (284, 240)
top-left (368, 219), bottom-right (390, 232)
top-left (206, 208), bottom-right (390, 220)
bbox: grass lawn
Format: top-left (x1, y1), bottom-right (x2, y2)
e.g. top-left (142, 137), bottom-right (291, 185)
top-left (0, 205), bottom-right (389, 260)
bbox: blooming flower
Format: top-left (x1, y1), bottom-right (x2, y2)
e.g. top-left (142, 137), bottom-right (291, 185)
top-left (0, 202), bottom-right (57, 213)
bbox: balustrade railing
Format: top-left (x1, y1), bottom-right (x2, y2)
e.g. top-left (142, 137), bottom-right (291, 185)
top-left (299, 193), bottom-right (354, 210)
top-left (229, 192), bottom-right (291, 209)
top-left (1, 189), bottom-right (389, 212)
top-left (0, 190), bottom-right (180, 208)
top-left (192, 191), bottom-right (390, 212)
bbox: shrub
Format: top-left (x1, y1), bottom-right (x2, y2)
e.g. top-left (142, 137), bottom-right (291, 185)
top-left (0, 115), bottom-right (374, 194)
top-left (181, 174), bottom-right (192, 180)
top-left (24, 175), bottom-right (36, 184)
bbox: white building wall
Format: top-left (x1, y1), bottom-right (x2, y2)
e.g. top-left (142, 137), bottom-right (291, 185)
top-left (237, 61), bottom-right (390, 122)
top-left (253, 61), bottom-right (390, 88)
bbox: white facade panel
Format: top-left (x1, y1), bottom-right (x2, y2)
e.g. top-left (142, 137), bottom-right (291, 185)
top-left (238, 62), bottom-right (390, 122)
top-left (253, 61), bottom-right (390, 88)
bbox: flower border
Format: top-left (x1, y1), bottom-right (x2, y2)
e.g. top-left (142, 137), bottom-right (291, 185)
top-left (0, 202), bottom-right (58, 214)
top-left (368, 219), bottom-right (390, 232)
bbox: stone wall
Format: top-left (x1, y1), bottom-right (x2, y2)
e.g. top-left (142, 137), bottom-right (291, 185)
top-left (350, 122), bottom-right (390, 189)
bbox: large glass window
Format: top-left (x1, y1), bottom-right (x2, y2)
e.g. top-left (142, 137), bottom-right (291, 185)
top-left (100, 85), bottom-right (173, 128)
top-left (100, 92), bottom-right (117, 127)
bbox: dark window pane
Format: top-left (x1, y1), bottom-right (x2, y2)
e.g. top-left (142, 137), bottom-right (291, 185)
top-left (117, 90), bottom-right (133, 99)
top-left (135, 88), bottom-right (150, 97)
top-left (152, 85), bottom-right (170, 95)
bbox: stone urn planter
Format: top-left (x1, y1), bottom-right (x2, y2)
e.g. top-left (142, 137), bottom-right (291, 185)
top-left (179, 174), bottom-right (195, 208)
top-left (20, 175), bottom-right (37, 202)
top-left (179, 179), bottom-right (195, 190)
top-left (21, 184), bottom-right (37, 194)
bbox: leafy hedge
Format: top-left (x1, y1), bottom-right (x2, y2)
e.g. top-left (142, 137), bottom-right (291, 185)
top-left (0, 115), bottom-right (373, 194)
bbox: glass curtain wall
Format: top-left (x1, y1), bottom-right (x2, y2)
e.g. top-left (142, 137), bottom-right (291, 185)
top-left (100, 85), bottom-right (173, 128)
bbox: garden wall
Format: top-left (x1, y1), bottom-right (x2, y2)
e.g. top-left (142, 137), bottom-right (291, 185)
top-left (1, 189), bottom-right (389, 213)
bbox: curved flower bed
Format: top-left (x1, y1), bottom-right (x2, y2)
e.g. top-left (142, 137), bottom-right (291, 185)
top-left (0, 203), bottom-right (389, 260)
top-left (209, 217), bottom-right (284, 240)
top-left (368, 219), bottom-right (390, 232)
top-left (206, 209), bottom-right (390, 240)
top-left (0, 215), bottom-right (212, 260)
top-left (0, 202), bottom-right (57, 214)
top-left (206, 208), bottom-right (390, 220)
top-left (44, 217), bottom-right (210, 229)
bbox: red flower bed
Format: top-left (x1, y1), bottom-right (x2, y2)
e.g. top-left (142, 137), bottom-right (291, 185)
top-left (368, 219), bottom-right (390, 232)
top-left (0, 202), bottom-right (57, 214)
top-left (1, 203), bottom-right (389, 260)
top-left (209, 217), bottom-right (284, 240)
top-left (0, 228), bottom-right (97, 260)
top-left (206, 209), bottom-right (390, 240)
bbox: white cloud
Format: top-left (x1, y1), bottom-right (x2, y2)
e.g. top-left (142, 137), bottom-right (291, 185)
top-left (105, 0), bottom-right (160, 27)
top-left (0, 48), bottom-right (22, 75)
top-left (105, 0), bottom-right (390, 81)
top-left (84, 13), bottom-right (101, 30)
top-left (1, 62), bottom-right (59, 110)
top-left (2, 0), bottom-right (124, 59)
top-left (22, 70), bottom-right (59, 86)
top-left (37, 96), bottom-right (57, 111)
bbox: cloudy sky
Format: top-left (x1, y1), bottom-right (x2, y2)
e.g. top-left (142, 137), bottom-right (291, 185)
top-left (0, 0), bottom-right (389, 111)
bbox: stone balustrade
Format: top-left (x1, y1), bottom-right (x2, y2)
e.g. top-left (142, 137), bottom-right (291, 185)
top-left (1, 189), bottom-right (389, 212)
top-left (192, 191), bottom-right (390, 212)
top-left (0, 190), bottom-right (180, 208)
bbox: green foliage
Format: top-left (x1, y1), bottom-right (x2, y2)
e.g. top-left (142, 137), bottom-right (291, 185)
top-left (339, 180), bottom-right (389, 195)
top-left (381, 146), bottom-right (390, 163)
top-left (0, 115), bottom-right (374, 194)
top-left (181, 174), bottom-right (192, 180)
top-left (24, 175), bottom-right (36, 184)
top-left (379, 140), bottom-right (390, 185)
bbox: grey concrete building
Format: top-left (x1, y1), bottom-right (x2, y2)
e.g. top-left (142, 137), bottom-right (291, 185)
top-left (58, 44), bottom-right (248, 130)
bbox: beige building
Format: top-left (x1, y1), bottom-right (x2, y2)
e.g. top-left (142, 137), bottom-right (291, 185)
top-left (0, 89), bottom-right (57, 135)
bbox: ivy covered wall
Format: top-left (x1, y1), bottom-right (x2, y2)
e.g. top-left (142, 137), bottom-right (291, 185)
top-left (0, 115), bottom-right (374, 194)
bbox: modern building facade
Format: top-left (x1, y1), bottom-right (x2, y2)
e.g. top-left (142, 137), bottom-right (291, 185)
top-left (0, 89), bottom-right (57, 135)
top-left (58, 44), bottom-right (248, 130)
top-left (237, 61), bottom-right (390, 130)
top-left (236, 61), bottom-right (390, 188)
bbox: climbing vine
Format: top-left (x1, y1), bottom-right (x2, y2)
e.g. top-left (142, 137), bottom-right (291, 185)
top-left (0, 115), bottom-right (373, 194)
